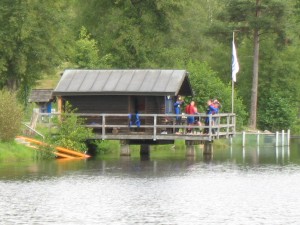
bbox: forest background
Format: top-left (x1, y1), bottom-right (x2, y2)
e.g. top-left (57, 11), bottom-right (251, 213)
top-left (0, 0), bottom-right (299, 134)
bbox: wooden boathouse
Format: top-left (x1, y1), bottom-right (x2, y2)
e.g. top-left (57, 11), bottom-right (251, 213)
top-left (28, 89), bottom-right (54, 113)
top-left (53, 69), bottom-right (235, 156)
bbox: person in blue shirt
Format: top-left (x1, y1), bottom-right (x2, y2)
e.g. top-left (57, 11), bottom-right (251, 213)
top-left (203, 99), bottom-right (218, 134)
top-left (174, 95), bottom-right (183, 134)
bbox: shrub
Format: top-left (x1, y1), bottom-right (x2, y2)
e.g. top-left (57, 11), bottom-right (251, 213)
top-left (0, 90), bottom-right (23, 141)
top-left (258, 92), bottom-right (297, 132)
top-left (45, 102), bottom-right (94, 153)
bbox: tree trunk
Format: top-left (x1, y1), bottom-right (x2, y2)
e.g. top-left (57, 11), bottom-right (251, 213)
top-left (249, 0), bottom-right (261, 130)
top-left (250, 29), bottom-right (259, 129)
top-left (6, 60), bottom-right (19, 92)
top-left (6, 77), bottom-right (18, 92)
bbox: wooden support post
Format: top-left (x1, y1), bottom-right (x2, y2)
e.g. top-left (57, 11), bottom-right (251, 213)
top-left (185, 140), bottom-right (196, 157)
top-left (140, 144), bottom-right (150, 156)
top-left (57, 96), bottom-right (62, 113)
top-left (85, 139), bottom-right (98, 156)
top-left (57, 96), bottom-right (63, 122)
top-left (287, 129), bottom-right (290, 146)
top-left (203, 141), bottom-right (213, 155)
top-left (120, 140), bottom-right (130, 156)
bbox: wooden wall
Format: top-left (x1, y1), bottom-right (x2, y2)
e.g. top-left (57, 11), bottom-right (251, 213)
top-left (64, 95), bottom-right (129, 113)
top-left (63, 95), bottom-right (166, 114)
top-left (62, 95), bottom-right (168, 134)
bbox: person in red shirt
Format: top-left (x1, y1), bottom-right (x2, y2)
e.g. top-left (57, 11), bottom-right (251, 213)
top-left (185, 101), bottom-right (201, 133)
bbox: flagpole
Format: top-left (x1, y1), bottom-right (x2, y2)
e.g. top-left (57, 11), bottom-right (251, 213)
top-left (232, 76), bottom-right (234, 113)
top-left (232, 32), bottom-right (235, 113)
top-left (231, 31), bottom-right (240, 113)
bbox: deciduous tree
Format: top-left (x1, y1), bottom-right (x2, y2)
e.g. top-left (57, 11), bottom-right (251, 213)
top-left (0, 1), bottom-right (73, 98)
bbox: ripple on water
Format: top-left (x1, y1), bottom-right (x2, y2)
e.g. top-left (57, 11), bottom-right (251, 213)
top-left (1, 159), bottom-right (300, 224)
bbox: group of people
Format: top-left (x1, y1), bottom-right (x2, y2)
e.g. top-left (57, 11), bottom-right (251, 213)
top-left (173, 95), bottom-right (221, 134)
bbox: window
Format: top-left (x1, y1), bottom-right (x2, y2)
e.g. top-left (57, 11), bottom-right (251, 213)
top-left (165, 96), bottom-right (173, 114)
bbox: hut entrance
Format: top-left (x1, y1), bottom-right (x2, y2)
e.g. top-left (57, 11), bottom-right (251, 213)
top-left (131, 96), bottom-right (145, 114)
top-left (129, 96), bottom-right (146, 132)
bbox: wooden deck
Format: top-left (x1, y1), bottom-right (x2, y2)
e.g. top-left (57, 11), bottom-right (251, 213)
top-left (38, 112), bottom-right (235, 144)
top-left (81, 113), bottom-right (236, 143)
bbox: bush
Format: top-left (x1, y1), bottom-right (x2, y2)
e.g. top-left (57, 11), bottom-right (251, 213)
top-left (258, 92), bottom-right (297, 132)
top-left (0, 90), bottom-right (23, 141)
top-left (44, 103), bottom-right (94, 153)
top-left (291, 118), bottom-right (300, 135)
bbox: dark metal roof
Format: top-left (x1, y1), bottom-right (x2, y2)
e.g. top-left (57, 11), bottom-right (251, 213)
top-left (28, 89), bottom-right (53, 103)
top-left (53, 69), bottom-right (193, 96)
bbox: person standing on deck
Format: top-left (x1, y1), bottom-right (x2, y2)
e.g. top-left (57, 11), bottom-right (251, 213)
top-left (212, 99), bottom-right (221, 134)
top-left (174, 95), bottom-right (184, 134)
top-left (203, 99), bottom-right (218, 134)
top-left (185, 101), bottom-right (196, 133)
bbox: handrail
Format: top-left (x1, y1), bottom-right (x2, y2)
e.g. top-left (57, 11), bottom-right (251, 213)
top-left (38, 112), bottom-right (236, 141)
top-left (22, 122), bottom-right (45, 139)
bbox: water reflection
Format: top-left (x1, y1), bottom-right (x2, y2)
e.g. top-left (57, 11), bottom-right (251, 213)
top-left (0, 140), bottom-right (300, 224)
top-left (0, 142), bottom-right (296, 180)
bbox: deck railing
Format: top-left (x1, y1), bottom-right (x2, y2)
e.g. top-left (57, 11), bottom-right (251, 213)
top-left (37, 112), bottom-right (236, 141)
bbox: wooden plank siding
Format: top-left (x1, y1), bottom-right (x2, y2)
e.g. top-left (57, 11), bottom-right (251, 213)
top-left (64, 96), bottom-right (129, 114)
top-left (145, 96), bottom-right (166, 133)
top-left (63, 95), bottom-right (168, 134)
top-left (64, 96), bottom-right (129, 133)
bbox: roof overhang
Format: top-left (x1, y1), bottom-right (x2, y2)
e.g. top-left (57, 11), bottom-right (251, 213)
top-left (53, 69), bottom-right (193, 97)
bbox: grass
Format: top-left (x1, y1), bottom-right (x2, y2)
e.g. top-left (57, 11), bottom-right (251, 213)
top-left (0, 141), bottom-right (37, 162)
top-left (0, 135), bottom-right (238, 163)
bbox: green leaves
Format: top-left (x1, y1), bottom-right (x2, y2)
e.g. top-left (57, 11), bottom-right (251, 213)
top-left (45, 103), bottom-right (93, 153)
top-left (258, 92), bottom-right (296, 131)
top-left (0, 0), bottom-right (298, 133)
top-left (0, 1), bottom-right (73, 94)
top-left (0, 90), bottom-right (23, 141)
top-left (72, 27), bottom-right (103, 69)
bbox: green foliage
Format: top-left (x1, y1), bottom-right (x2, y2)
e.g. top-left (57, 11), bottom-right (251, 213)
top-left (0, 90), bottom-right (23, 141)
top-left (71, 27), bottom-right (113, 68)
top-left (291, 118), bottom-right (300, 135)
top-left (209, 0), bottom-right (299, 130)
top-left (0, 0), bottom-right (299, 133)
top-left (186, 60), bottom-right (248, 130)
top-left (0, 1), bottom-right (74, 97)
top-left (73, 0), bottom-right (187, 68)
top-left (93, 140), bottom-right (119, 155)
top-left (45, 103), bottom-right (93, 153)
top-left (258, 92), bottom-right (297, 132)
top-left (0, 141), bottom-right (36, 162)
top-left (217, 0), bottom-right (287, 39)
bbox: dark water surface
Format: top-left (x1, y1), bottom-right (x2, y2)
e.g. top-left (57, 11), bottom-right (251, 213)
top-left (1, 139), bottom-right (300, 225)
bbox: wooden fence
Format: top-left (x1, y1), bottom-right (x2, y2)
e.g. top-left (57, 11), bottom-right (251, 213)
top-left (36, 112), bottom-right (236, 142)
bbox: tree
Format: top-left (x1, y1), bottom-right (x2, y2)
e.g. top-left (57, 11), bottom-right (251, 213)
top-left (0, 1), bottom-right (73, 98)
top-left (73, 0), bottom-right (186, 68)
top-left (258, 91), bottom-right (296, 131)
top-left (214, 0), bottom-right (291, 129)
top-left (70, 26), bottom-right (112, 69)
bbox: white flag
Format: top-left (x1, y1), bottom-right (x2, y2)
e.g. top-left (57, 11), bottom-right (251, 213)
top-left (232, 39), bottom-right (239, 82)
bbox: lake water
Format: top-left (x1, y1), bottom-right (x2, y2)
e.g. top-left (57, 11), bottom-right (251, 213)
top-left (1, 139), bottom-right (300, 225)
